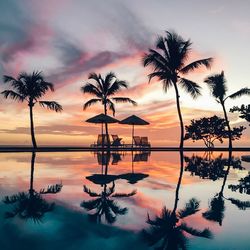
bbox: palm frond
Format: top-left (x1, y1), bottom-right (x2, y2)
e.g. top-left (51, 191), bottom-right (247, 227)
top-left (179, 78), bottom-right (201, 99)
top-left (112, 189), bottom-right (137, 198)
top-left (108, 80), bottom-right (128, 96)
top-left (180, 58), bottom-right (213, 74)
top-left (106, 99), bottom-right (116, 116)
top-left (39, 101), bottom-right (63, 112)
top-left (228, 198), bottom-right (250, 210)
top-left (112, 97), bottom-right (137, 106)
top-left (40, 183), bottom-right (63, 194)
top-left (204, 71), bottom-right (227, 101)
top-left (1, 90), bottom-right (25, 102)
top-left (228, 88), bottom-right (250, 99)
top-left (178, 198), bottom-right (200, 218)
top-left (83, 185), bottom-right (99, 197)
top-left (81, 83), bottom-right (102, 97)
top-left (80, 198), bottom-right (101, 211)
top-left (83, 98), bottom-right (101, 110)
top-left (3, 75), bottom-right (17, 83)
top-left (107, 199), bottom-right (128, 215)
top-left (180, 223), bottom-right (213, 238)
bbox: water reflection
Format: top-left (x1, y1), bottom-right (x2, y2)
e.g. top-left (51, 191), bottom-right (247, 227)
top-left (143, 151), bottom-right (213, 249)
top-left (2, 152), bottom-right (62, 222)
top-left (185, 151), bottom-right (250, 225)
top-left (184, 152), bottom-right (243, 181)
top-left (81, 151), bottom-right (138, 224)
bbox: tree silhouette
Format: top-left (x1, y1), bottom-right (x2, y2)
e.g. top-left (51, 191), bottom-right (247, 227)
top-left (204, 71), bottom-right (250, 149)
top-left (2, 152), bottom-right (63, 222)
top-left (143, 152), bottom-right (213, 249)
top-left (142, 31), bottom-right (212, 148)
top-left (230, 104), bottom-right (250, 125)
top-left (184, 154), bottom-right (243, 181)
top-left (184, 115), bottom-right (245, 148)
top-left (1, 71), bottom-right (62, 148)
top-left (198, 151), bottom-right (250, 226)
top-left (81, 182), bottom-right (136, 224)
top-left (81, 150), bottom-right (136, 224)
top-left (81, 72), bottom-right (137, 145)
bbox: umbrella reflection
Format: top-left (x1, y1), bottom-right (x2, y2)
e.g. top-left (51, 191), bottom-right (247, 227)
top-left (2, 152), bottom-right (62, 222)
top-left (81, 150), bottom-right (137, 224)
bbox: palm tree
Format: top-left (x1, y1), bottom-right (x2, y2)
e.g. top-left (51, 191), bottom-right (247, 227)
top-left (143, 31), bottom-right (213, 148)
top-left (81, 182), bottom-right (136, 224)
top-left (2, 152), bottom-right (63, 222)
top-left (1, 71), bottom-right (63, 148)
top-left (81, 72), bottom-right (137, 145)
top-left (143, 152), bottom-right (213, 249)
top-left (204, 71), bottom-right (250, 149)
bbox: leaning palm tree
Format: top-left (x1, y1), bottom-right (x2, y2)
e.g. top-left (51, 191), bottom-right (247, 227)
top-left (143, 31), bottom-right (213, 148)
top-left (1, 71), bottom-right (63, 148)
top-left (81, 72), bottom-right (137, 145)
top-left (204, 71), bottom-right (250, 149)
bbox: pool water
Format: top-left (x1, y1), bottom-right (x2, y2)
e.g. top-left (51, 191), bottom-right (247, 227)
top-left (0, 151), bottom-right (250, 250)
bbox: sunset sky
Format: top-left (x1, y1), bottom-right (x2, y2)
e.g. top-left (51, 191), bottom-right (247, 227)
top-left (0, 0), bottom-right (249, 146)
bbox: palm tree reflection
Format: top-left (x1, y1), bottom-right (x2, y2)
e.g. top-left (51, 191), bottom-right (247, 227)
top-left (143, 151), bottom-right (213, 249)
top-left (185, 151), bottom-right (250, 226)
top-left (2, 152), bottom-right (62, 222)
top-left (81, 150), bottom-right (136, 224)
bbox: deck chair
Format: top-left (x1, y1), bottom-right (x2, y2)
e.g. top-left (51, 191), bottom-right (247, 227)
top-left (112, 153), bottom-right (122, 165)
top-left (133, 136), bottom-right (141, 147)
top-left (94, 134), bottom-right (109, 147)
top-left (111, 134), bottom-right (123, 147)
top-left (133, 152), bottom-right (150, 162)
top-left (141, 137), bottom-right (151, 147)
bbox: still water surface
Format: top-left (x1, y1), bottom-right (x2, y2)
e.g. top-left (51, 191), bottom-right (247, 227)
top-left (0, 151), bottom-right (249, 250)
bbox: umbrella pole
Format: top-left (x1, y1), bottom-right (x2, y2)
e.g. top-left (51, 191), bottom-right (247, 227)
top-left (132, 124), bottom-right (134, 148)
top-left (101, 123), bottom-right (104, 148)
top-left (131, 150), bottom-right (134, 173)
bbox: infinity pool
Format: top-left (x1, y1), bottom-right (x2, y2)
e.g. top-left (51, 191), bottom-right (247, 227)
top-left (0, 151), bottom-right (249, 250)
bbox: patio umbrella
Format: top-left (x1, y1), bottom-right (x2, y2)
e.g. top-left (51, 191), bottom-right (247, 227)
top-left (119, 115), bottom-right (149, 146)
top-left (85, 113), bottom-right (119, 146)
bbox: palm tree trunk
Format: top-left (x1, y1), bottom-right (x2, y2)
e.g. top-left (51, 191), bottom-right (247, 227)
top-left (173, 82), bottom-right (184, 149)
top-left (104, 103), bottom-right (110, 147)
top-left (219, 150), bottom-right (232, 196)
top-left (29, 152), bottom-right (36, 193)
top-left (29, 104), bottom-right (37, 148)
top-left (173, 151), bottom-right (184, 214)
top-left (221, 102), bottom-right (232, 149)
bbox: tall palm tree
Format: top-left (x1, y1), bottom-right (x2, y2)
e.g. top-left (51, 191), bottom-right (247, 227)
top-left (2, 152), bottom-right (63, 222)
top-left (81, 72), bottom-right (137, 145)
top-left (143, 151), bottom-right (213, 249)
top-left (1, 71), bottom-right (63, 148)
top-left (204, 71), bottom-right (250, 149)
top-left (143, 31), bottom-right (213, 148)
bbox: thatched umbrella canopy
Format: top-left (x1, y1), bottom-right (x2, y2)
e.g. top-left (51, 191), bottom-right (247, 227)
top-left (86, 113), bottom-right (119, 146)
top-left (119, 115), bottom-right (149, 146)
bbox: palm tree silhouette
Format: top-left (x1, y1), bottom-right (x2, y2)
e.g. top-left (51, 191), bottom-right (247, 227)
top-left (81, 72), bottom-right (137, 145)
top-left (202, 150), bottom-right (250, 226)
top-left (1, 71), bottom-right (63, 148)
top-left (81, 181), bottom-right (136, 224)
top-left (143, 151), bottom-right (213, 249)
top-left (2, 152), bottom-right (63, 222)
top-left (142, 31), bottom-right (212, 148)
top-left (204, 71), bottom-right (250, 149)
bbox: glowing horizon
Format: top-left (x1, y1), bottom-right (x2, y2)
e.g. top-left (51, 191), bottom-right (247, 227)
top-left (0, 0), bottom-right (249, 147)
